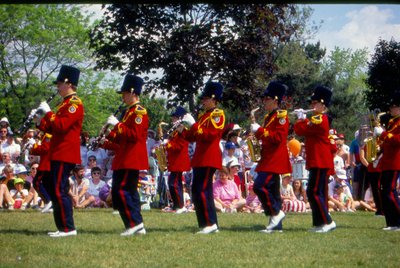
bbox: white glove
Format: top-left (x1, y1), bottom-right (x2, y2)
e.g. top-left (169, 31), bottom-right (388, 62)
top-left (181, 113), bottom-right (195, 127)
top-left (29, 109), bottom-right (38, 118)
top-left (37, 101), bottom-right (51, 113)
top-left (106, 115), bottom-right (119, 127)
top-left (373, 126), bottom-right (384, 137)
top-left (297, 112), bottom-right (306, 120)
top-left (251, 123), bottom-right (260, 133)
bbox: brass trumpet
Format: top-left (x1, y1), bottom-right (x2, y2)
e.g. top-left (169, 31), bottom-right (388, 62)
top-left (154, 121), bottom-right (168, 172)
top-left (246, 107), bottom-right (261, 162)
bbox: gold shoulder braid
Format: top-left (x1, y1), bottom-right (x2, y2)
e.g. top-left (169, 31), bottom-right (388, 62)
top-left (311, 114), bottom-right (323, 125)
top-left (276, 109), bottom-right (287, 118)
top-left (69, 96), bottom-right (82, 105)
top-left (210, 108), bottom-right (225, 129)
top-left (134, 105), bottom-right (147, 115)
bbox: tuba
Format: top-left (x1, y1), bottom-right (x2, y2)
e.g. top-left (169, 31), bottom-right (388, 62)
top-left (246, 107), bottom-right (261, 162)
top-left (154, 122), bottom-right (168, 172)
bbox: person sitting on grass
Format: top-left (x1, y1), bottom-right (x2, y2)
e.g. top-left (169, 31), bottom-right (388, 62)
top-left (243, 183), bottom-right (263, 213)
top-left (83, 167), bottom-right (107, 208)
top-left (10, 178), bottom-right (31, 210)
top-left (213, 167), bottom-right (245, 213)
top-left (333, 183), bottom-right (355, 212)
top-left (281, 173), bottom-right (307, 213)
top-left (68, 165), bottom-right (90, 208)
top-left (0, 164), bottom-right (15, 210)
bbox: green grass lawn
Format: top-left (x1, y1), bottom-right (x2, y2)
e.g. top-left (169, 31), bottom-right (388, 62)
top-left (1, 209), bottom-right (399, 268)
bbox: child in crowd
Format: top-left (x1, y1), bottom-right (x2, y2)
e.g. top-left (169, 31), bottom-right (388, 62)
top-left (243, 183), bottom-right (263, 213)
top-left (10, 178), bottom-right (30, 210)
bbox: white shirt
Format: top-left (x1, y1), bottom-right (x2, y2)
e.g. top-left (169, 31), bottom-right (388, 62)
top-left (87, 179), bottom-right (106, 197)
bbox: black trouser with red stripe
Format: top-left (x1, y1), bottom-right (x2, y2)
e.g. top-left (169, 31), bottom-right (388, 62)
top-left (49, 161), bottom-right (75, 232)
top-left (33, 170), bottom-right (51, 204)
top-left (367, 171), bottom-right (383, 215)
top-left (192, 167), bottom-right (217, 228)
top-left (168, 171), bottom-right (184, 210)
top-left (112, 169), bottom-right (143, 229)
top-left (253, 172), bottom-right (282, 229)
top-left (307, 168), bottom-right (333, 227)
top-left (380, 170), bottom-right (400, 227)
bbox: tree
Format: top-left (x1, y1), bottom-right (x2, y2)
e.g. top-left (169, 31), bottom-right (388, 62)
top-left (0, 4), bottom-right (92, 130)
top-left (365, 38), bottom-right (400, 111)
top-left (89, 4), bottom-right (310, 113)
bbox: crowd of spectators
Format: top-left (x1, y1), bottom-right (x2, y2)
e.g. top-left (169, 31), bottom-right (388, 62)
top-left (0, 116), bottom-right (394, 216)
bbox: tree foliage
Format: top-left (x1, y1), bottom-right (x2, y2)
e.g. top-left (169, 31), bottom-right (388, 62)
top-left (0, 4), bottom-right (92, 130)
top-left (89, 4), bottom-right (311, 113)
top-left (365, 38), bottom-right (400, 111)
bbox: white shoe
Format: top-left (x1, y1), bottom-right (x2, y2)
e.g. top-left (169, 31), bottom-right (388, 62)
top-left (112, 210), bottom-right (120, 215)
top-left (175, 207), bottom-right (188, 214)
top-left (267, 210), bottom-right (285, 230)
top-left (315, 221), bottom-right (336, 233)
top-left (41, 202), bottom-right (52, 213)
top-left (259, 229), bottom-right (283, 233)
top-left (120, 223), bottom-right (146, 236)
top-left (47, 231), bottom-right (59, 235)
top-left (196, 224), bottom-right (219, 234)
top-left (382, 226), bottom-right (399, 231)
top-left (49, 230), bottom-right (77, 237)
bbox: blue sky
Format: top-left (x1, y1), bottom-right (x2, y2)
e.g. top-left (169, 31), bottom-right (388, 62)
top-left (82, 4), bottom-right (400, 57)
top-left (309, 4), bottom-right (400, 56)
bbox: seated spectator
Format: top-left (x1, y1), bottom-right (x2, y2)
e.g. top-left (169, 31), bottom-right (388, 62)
top-left (83, 167), bottom-right (107, 208)
top-left (183, 184), bottom-right (194, 212)
top-left (354, 186), bottom-right (377, 212)
top-left (1, 131), bottom-right (21, 163)
top-left (0, 165), bottom-right (14, 210)
top-left (87, 146), bottom-right (108, 175)
top-left (328, 169), bottom-right (355, 212)
top-left (292, 179), bottom-right (310, 210)
top-left (99, 178), bottom-right (112, 208)
top-left (0, 152), bottom-right (15, 175)
top-left (243, 183), bottom-right (263, 213)
top-left (227, 158), bottom-right (243, 194)
top-left (10, 178), bottom-right (30, 210)
top-left (68, 165), bottom-right (90, 208)
top-left (84, 155), bottom-right (97, 179)
top-left (222, 142), bottom-right (238, 167)
top-left (332, 182), bottom-right (355, 212)
top-left (280, 173), bottom-right (307, 213)
top-left (213, 167), bottom-right (245, 213)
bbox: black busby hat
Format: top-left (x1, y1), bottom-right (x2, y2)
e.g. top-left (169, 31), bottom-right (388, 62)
top-left (200, 82), bottom-right (223, 102)
top-left (171, 106), bottom-right (187, 118)
top-left (117, 74), bottom-right (144, 95)
top-left (262, 81), bottom-right (287, 102)
top-left (388, 91), bottom-right (400, 107)
top-left (379, 112), bottom-right (391, 128)
top-left (310, 85), bottom-right (332, 107)
top-left (53, 65), bottom-right (80, 87)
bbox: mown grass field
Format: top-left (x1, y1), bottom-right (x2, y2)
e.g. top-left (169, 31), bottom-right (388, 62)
top-left (1, 209), bottom-right (399, 268)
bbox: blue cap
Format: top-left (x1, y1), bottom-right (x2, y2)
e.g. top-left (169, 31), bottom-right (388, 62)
top-left (53, 65), bottom-right (80, 87)
top-left (118, 74), bottom-right (144, 95)
top-left (200, 82), bottom-right (223, 101)
top-left (262, 81), bottom-right (287, 102)
top-left (225, 141), bottom-right (236, 150)
top-left (171, 106), bottom-right (187, 118)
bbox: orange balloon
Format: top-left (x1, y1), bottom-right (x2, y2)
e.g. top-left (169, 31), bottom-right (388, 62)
top-left (288, 138), bottom-right (301, 157)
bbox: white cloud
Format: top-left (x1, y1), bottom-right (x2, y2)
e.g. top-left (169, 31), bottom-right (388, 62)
top-left (315, 5), bottom-right (400, 55)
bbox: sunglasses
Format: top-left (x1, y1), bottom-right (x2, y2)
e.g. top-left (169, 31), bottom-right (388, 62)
top-left (89, 159), bottom-right (96, 162)
top-left (92, 172), bottom-right (101, 175)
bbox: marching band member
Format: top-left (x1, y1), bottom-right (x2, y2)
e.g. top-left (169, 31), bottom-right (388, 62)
top-left (294, 85), bottom-right (336, 233)
top-left (166, 106), bottom-right (191, 214)
top-left (101, 74), bottom-right (149, 236)
top-left (34, 65), bottom-right (84, 237)
top-left (379, 91), bottom-right (400, 231)
top-left (29, 132), bottom-right (53, 213)
top-left (250, 81), bottom-right (292, 233)
top-left (179, 82), bottom-right (225, 234)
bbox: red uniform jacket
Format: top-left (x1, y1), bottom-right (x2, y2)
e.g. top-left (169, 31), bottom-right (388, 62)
top-left (29, 133), bottom-right (51, 172)
top-left (380, 116), bottom-right (400, 171)
top-left (294, 113), bottom-right (334, 169)
top-left (183, 108), bottom-right (225, 169)
top-left (254, 109), bottom-right (292, 174)
top-left (104, 102), bottom-right (149, 171)
top-left (166, 130), bottom-right (191, 172)
top-left (38, 94), bottom-right (84, 164)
